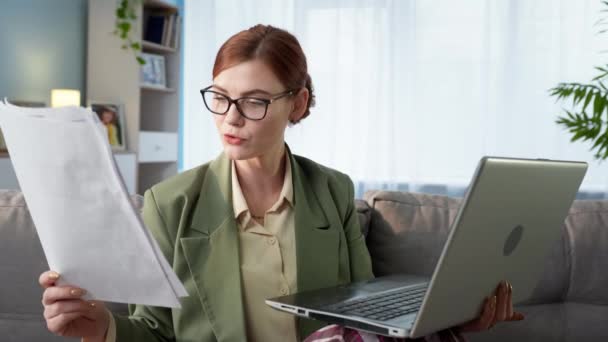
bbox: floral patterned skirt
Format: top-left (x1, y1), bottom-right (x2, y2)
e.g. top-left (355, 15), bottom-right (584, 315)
top-left (304, 324), bottom-right (466, 342)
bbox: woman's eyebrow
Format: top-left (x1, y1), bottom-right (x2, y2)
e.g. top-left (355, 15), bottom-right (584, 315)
top-left (211, 85), bottom-right (272, 97)
top-left (241, 89), bottom-right (272, 97)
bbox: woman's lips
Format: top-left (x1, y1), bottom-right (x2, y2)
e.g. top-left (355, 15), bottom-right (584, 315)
top-left (224, 134), bottom-right (244, 145)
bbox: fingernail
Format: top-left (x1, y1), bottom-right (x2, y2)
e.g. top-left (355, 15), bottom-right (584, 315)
top-left (508, 282), bottom-right (513, 293)
top-left (70, 288), bottom-right (86, 296)
top-left (49, 272), bottom-right (60, 280)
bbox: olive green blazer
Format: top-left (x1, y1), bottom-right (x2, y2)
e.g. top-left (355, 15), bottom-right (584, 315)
top-left (114, 146), bottom-right (374, 341)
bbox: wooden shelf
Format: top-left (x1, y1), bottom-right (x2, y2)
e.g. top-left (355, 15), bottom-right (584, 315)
top-left (144, 0), bottom-right (178, 12)
top-left (0, 152), bottom-right (9, 158)
top-left (140, 85), bottom-right (175, 93)
top-left (142, 40), bottom-right (176, 53)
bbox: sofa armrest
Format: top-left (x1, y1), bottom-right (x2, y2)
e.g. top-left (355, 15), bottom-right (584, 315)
top-left (355, 199), bottom-right (371, 238)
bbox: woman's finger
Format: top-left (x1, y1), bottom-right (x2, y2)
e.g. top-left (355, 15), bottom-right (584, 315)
top-left (46, 312), bottom-right (86, 336)
top-left (504, 282), bottom-right (525, 321)
top-left (38, 271), bottom-right (60, 289)
top-left (494, 281), bottom-right (508, 322)
top-left (459, 295), bottom-right (496, 332)
top-left (505, 282), bottom-right (514, 319)
top-left (484, 295), bottom-right (498, 330)
top-left (478, 295), bottom-right (498, 330)
top-left (42, 286), bottom-right (87, 306)
top-left (44, 299), bottom-right (95, 321)
top-left (510, 312), bottom-right (525, 321)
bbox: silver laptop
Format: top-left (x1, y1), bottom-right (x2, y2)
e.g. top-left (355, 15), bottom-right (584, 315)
top-left (266, 157), bottom-right (587, 338)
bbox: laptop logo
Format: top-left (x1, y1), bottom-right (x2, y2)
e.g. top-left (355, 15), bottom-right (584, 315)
top-left (503, 225), bottom-right (524, 256)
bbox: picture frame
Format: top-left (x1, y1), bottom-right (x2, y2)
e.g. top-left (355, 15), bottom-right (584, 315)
top-left (88, 102), bottom-right (127, 151)
top-left (1, 100), bottom-right (46, 153)
top-left (140, 52), bottom-right (167, 88)
top-left (0, 129), bottom-right (7, 153)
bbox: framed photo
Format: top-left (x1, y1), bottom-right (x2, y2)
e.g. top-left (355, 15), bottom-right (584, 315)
top-left (0, 130), bottom-right (6, 153)
top-left (1, 100), bottom-right (46, 153)
top-left (89, 102), bottom-right (127, 151)
top-left (140, 52), bottom-right (167, 88)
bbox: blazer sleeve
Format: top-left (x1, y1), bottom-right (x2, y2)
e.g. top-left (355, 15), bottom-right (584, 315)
top-left (112, 189), bottom-right (175, 342)
top-left (343, 176), bottom-right (375, 282)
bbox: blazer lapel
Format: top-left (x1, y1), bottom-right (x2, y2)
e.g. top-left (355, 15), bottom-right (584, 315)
top-left (179, 147), bottom-right (342, 340)
top-left (180, 153), bottom-right (247, 342)
top-left (289, 149), bottom-right (341, 338)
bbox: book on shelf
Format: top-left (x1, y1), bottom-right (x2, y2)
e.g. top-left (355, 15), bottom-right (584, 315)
top-left (144, 15), bottom-right (165, 44)
top-left (144, 12), bottom-right (181, 49)
top-left (162, 14), bottom-right (174, 47)
top-left (171, 16), bottom-right (181, 49)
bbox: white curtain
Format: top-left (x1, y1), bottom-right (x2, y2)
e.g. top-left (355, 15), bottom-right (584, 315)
top-left (183, 0), bottom-right (608, 198)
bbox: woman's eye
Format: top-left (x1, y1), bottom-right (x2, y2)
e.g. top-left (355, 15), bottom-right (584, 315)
top-left (213, 96), bottom-right (227, 102)
top-left (244, 99), bottom-right (266, 106)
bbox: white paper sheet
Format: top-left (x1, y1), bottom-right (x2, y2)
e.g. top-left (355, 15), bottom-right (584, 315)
top-left (0, 102), bottom-right (188, 307)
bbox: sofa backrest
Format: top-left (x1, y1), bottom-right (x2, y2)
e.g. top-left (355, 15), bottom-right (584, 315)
top-left (564, 200), bottom-right (608, 304)
top-left (0, 190), bottom-right (136, 340)
top-left (360, 190), bottom-right (608, 305)
top-left (0, 190), bottom-right (51, 320)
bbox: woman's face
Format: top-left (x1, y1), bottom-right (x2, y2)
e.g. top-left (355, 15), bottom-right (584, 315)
top-left (211, 59), bottom-right (297, 161)
top-left (101, 111), bottom-right (114, 124)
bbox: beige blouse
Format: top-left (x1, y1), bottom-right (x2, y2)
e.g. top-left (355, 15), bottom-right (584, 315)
top-left (232, 152), bottom-right (298, 341)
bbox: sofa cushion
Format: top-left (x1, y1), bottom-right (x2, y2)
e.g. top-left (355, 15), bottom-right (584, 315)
top-left (0, 190), bottom-right (52, 317)
top-left (363, 191), bottom-right (461, 277)
top-left (363, 190), bottom-right (571, 305)
top-left (565, 200), bottom-right (608, 305)
top-left (355, 199), bottom-right (371, 237)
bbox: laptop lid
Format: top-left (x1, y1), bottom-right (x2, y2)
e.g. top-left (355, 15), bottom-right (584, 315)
top-left (409, 157), bottom-right (587, 338)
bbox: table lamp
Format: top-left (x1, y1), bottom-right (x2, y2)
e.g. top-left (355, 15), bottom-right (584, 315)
top-left (51, 89), bottom-right (81, 107)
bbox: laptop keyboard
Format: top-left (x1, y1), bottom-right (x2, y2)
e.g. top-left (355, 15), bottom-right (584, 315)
top-left (327, 283), bottom-right (428, 321)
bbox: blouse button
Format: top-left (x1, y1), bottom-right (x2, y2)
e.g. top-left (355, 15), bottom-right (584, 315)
top-left (267, 237), bottom-right (277, 245)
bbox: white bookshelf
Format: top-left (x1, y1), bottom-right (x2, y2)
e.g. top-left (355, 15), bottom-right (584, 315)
top-left (87, 0), bottom-right (182, 194)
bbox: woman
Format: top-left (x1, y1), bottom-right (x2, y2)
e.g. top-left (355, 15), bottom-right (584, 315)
top-left (99, 107), bottom-right (120, 147)
top-left (39, 25), bottom-right (523, 342)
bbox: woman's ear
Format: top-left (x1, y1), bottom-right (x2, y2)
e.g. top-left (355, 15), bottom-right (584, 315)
top-left (289, 88), bottom-right (309, 123)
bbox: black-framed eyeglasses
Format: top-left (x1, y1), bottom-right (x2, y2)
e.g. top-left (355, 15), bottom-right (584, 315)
top-left (200, 86), bottom-right (295, 121)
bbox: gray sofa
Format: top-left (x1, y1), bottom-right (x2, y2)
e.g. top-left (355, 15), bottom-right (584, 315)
top-left (1, 189), bottom-right (607, 341)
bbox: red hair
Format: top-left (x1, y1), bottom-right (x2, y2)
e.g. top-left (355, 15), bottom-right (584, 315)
top-left (213, 24), bottom-right (315, 124)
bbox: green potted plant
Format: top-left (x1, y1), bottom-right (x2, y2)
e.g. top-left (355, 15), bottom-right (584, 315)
top-left (550, 1), bottom-right (608, 161)
top-left (114, 0), bottom-right (145, 65)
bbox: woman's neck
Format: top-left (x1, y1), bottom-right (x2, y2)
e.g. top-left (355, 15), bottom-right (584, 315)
top-left (233, 143), bottom-right (286, 214)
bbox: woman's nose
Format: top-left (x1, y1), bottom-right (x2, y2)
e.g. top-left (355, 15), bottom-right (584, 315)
top-left (224, 103), bottom-right (244, 126)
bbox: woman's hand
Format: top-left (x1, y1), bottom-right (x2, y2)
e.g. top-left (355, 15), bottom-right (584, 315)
top-left (39, 270), bottom-right (111, 340)
top-left (457, 280), bottom-right (525, 333)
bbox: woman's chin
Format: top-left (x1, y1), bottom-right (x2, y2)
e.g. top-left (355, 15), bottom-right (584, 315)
top-left (223, 144), bottom-right (254, 160)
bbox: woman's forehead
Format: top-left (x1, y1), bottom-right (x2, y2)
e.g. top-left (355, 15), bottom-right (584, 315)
top-left (213, 60), bottom-right (284, 95)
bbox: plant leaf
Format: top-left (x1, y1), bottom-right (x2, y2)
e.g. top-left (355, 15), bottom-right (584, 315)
top-left (118, 22), bottom-right (131, 33)
top-left (583, 90), bottom-right (595, 112)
